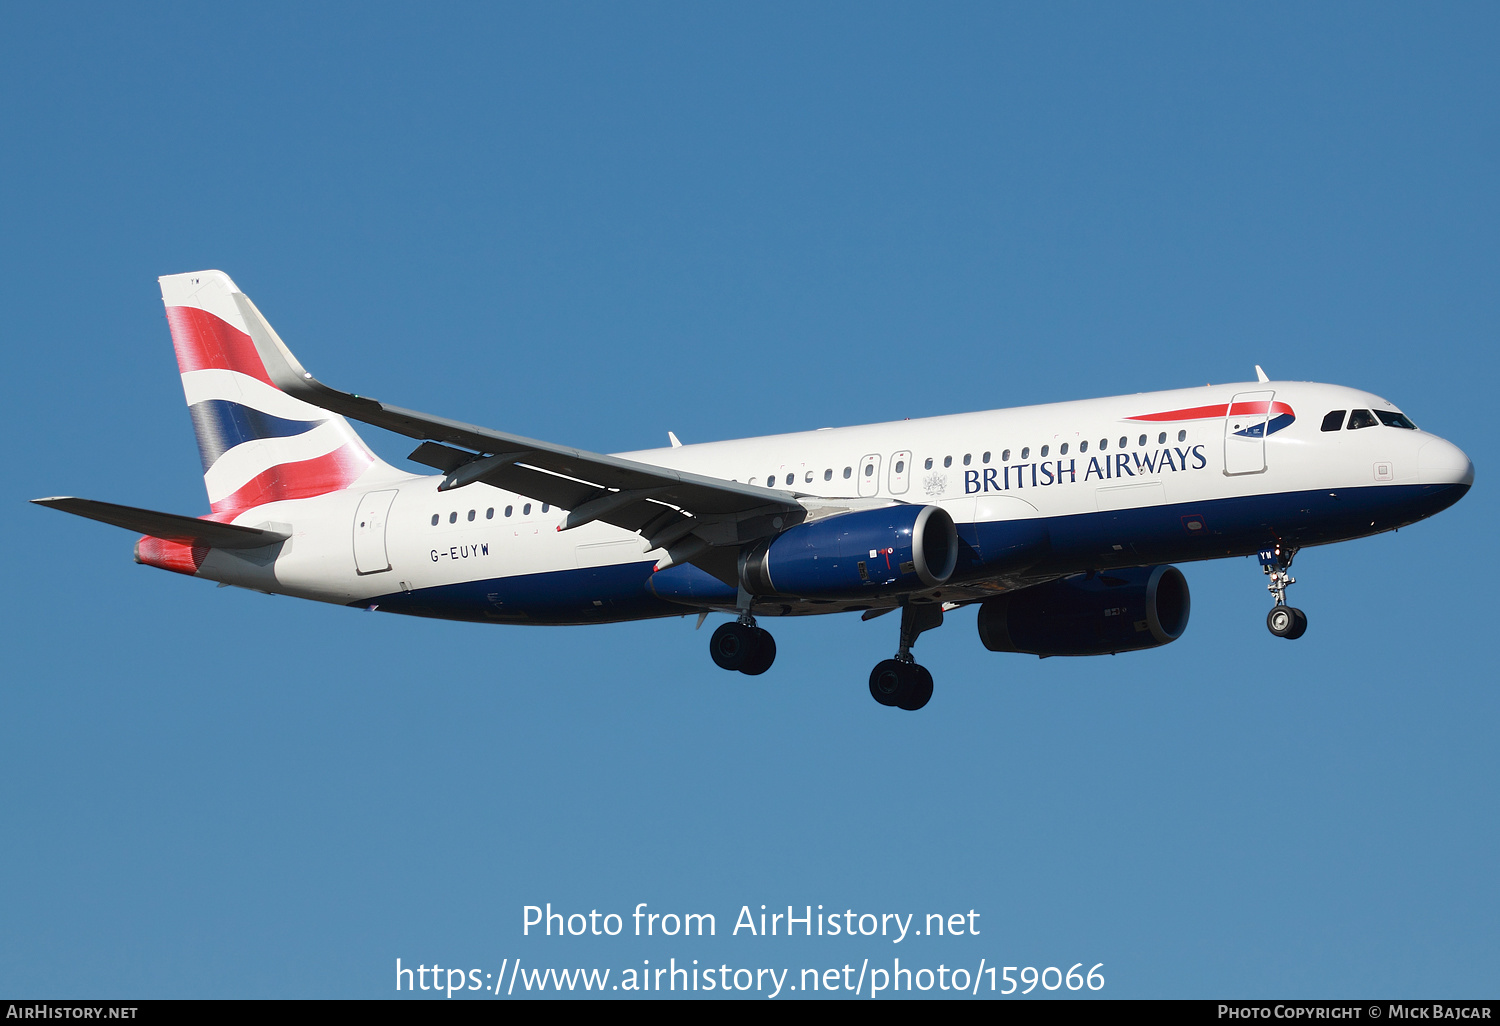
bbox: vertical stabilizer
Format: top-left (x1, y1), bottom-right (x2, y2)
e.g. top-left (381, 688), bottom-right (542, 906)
top-left (158, 271), bottom-right (395, 515)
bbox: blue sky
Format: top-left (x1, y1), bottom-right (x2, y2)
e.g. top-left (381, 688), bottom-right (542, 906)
top-left (2, 2), bottom-right (1496, 999)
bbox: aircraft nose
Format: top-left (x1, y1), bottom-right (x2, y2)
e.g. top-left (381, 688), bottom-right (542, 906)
top-left (1418, 436), bottom-right (1475, 486)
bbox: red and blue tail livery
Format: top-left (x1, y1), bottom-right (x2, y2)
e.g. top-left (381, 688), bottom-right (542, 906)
top-left (34, 271), bottom-right (1473, 711)
top-left (160, 271), bottom-right (386, 515)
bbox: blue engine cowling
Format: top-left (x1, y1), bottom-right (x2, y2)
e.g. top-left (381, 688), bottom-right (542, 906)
top-left (976, 565), bottom-right (1190, 656)
top-left (742, 504), bottom-right (959, 598)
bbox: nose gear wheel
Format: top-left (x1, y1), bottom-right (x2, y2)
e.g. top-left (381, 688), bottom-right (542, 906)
top-left (1267, 606), bottom-right (1308, 639)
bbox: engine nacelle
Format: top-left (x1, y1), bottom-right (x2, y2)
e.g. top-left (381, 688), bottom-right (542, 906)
top-left (742, 504), bottom-right (958, 598)
top-left (976, 565), bottom-right (1190, 657)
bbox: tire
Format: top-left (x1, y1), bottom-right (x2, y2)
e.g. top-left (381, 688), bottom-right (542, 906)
top-left (896, 664), bottom-right (933, 711)
top-left (1267, 606), bottom-right (1296, 638)
top-left (710, 622), bottom-right (754, 671)
top-left (869, 659), bottom-right (906, 707)
top-left (1284, 607), bottom-right (1308, 640)
top-left (740, 628), bottom-right (777, 675)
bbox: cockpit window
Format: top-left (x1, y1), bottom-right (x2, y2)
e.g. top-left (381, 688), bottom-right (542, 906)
top-left (1321, 410), bottom-right (1346, 432)
top-left (1375, 410), bottom-right (1417, 429)
top-left (1347, 409), bottom-right (1378, 430)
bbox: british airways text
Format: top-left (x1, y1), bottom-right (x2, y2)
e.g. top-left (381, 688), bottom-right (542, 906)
top-left (965, 445), bottom-right (1208, 494)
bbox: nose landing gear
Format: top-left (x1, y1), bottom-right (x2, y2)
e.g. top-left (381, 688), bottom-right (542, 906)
top-left (868, 601), bottom-right (943, 710)
top-left (1259, 544), bottom-right (1308, 640)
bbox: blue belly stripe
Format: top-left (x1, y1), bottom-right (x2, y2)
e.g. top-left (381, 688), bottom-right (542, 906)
top-left (355, 482), bottom-right (1469, 624)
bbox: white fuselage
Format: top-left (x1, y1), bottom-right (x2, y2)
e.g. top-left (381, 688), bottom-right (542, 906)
top-left (189, 380), bottom-right (1473, 624)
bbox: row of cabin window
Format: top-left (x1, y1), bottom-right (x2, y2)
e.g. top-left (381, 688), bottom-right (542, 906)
top-left (750, 467), bottom-right (857, 487)
top-left (434, 427), bottom-right (1203, 517)
top-left (1320, 409), bottom-right (1416, 432)
top-left (431, 503), bottom-right (551, 526)
top-left (748, 430), bottom-right (1191, 487)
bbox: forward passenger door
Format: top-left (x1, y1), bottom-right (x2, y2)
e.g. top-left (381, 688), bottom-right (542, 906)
top-left (1224, 390), bottom-right (1275, 475)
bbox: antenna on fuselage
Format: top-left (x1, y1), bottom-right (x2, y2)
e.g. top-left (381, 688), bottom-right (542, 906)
top-left (1255, 365), bottom-right (1270, 383)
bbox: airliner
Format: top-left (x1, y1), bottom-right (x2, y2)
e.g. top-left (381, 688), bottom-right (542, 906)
top-left (34, 271), bottom-right (1474, 710)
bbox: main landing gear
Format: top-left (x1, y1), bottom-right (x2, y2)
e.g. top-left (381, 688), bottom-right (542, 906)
top-left (1259, 544), bottom-right (1308, 640)
top-left (709, 615), bottom-right (776, 676)
top-left (869, 602), bottom-right (943, 711)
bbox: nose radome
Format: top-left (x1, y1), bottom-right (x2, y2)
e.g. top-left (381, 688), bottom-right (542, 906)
top-left (1418, 437), bottom-right (1475, 486)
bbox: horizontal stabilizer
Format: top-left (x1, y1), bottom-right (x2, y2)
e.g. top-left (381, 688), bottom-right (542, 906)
top-left (31, 497), bottom-right (290, 549)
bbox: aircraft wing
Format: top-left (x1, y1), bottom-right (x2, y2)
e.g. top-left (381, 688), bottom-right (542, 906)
top-left (231, 291), bottom-right (810, 572)
top-left (31, 497), bottom-right (290, 549)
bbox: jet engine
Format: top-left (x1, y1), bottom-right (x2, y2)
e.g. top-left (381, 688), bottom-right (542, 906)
top-left (741, 504), bottom-right (958, 598)
top-left (976, 564), bottom-right (1190, 657)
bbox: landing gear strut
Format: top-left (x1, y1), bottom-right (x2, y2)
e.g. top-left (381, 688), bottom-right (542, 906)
top-left (709, 608), bottom-right (776, 676)
top-left (869, 601), bottom-right (942, 711)
top-left (1259, 544), bottom-right (1308, 640)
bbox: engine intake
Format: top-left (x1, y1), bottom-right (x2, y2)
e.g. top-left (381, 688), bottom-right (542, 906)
top-left (976, 564), bottom-right (1190, 657)
top-left (743, 504), bottom-right (958, 598)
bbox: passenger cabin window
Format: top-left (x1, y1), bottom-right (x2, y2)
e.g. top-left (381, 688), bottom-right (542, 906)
top-left (1099, 439), bottom-right (1108, 451)
top-left (1040, 445), bottom-right (1049, 457)
top-left (1138, 434), bottom-right (1147, 446)
top-left (824, 469), bottom-right (832, 481)
top-left (766, 475), bottom-right (775, 487)
top-left (1177, 430), bottom-right (1187, 442)
top-left (894, 459), bottom-right (905, 474)
top-left (843, 467), bottom-right (852, 479)
top-left (1376, 410), bottom-right (1417, 429)
top-left (786, 473), bottom-right (794, 485)
top-left (1021, 447), bottom-right (1030, 459)
top-left (505, 505), bottom-right (513, 517)
top-left (449, 512), bottom-right (457, 524)
top-left (924, 458), bottom-right (933, 470)
top-left (1347, 409), bottom-right (1378, 430)
top-left (523, 503), bottom-right (532, 515)
top-left (1321, 410), bottom-right (1346, 432)
top-left (430, 514), bottom-right (439, 526)
top-left (1002, 449), bottom-right (1011, 461)
top-left (467, 510), bottom-right (475, 521)
top-left (1158, 432), bottom-right (1167, 444)
top-left (962, 454), bottom-right (971, 466)
top-left (486, 508), bottom-right (494, 519)
top-left (982, 451), bottom-right (991, 464)
top-left (1060, 443), bottom-right (1069, 455)
top-left (1079, 440), bottom-right (1088, 452)
top-left (943, 456), bottom-right (952, 468)
top-left (863, 464), bottom-right (874, 477)
top-left (1119, 436), bottom-right (1127, 448)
